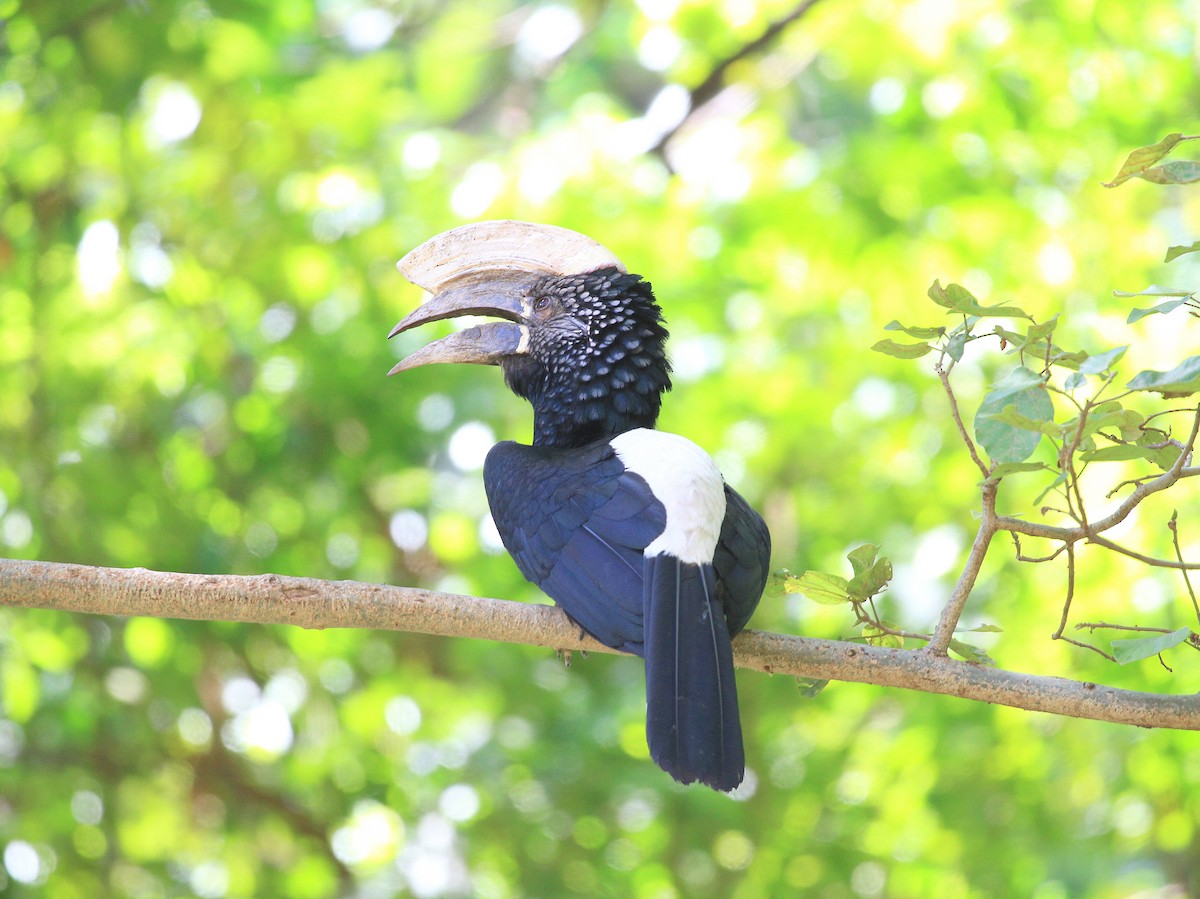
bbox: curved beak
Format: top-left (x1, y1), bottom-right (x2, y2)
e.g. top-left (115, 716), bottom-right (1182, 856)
top-left (387, 321), bottom-right (528, 375)
top-left (387, 273), bottom-right (533, 375)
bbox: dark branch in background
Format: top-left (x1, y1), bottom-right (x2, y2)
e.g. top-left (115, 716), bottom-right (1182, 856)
top-left (649, 0), bottom-right (828, 156)
top-left (3, 558), bottom-right (1200, 730)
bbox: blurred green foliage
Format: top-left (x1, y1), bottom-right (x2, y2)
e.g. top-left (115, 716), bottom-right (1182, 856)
top-left (3, 0), bottom-right (1200, 896)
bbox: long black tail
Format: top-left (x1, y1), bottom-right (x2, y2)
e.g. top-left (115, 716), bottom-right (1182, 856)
top-left (643, 554), bottom-right (744, 792)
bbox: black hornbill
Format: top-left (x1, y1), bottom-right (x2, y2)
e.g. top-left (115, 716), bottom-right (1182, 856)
top-left (388, 221), bottom-right (771, 792)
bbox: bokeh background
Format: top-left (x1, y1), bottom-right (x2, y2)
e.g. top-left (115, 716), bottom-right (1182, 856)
top-left (3, 0), bottom-right (1200, 896)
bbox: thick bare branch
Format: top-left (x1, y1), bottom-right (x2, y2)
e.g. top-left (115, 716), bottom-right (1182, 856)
top-left (3, 558), bottom-right (1199, 730)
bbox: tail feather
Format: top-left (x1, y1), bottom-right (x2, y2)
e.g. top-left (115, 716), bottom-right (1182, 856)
top-left (643, 554), bottom-right (744, 791)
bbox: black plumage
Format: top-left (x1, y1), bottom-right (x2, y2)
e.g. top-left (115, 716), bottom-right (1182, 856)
top-left (391, 248), bottom-right (771, 792)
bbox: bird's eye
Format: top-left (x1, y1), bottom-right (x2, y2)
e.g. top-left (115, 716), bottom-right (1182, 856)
top-left (533, 295), bottom-right (551, 312)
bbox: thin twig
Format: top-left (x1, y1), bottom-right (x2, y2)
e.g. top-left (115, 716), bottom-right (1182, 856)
top-left (1168, 513), bottom-right (1200, 625)
top-left (938, 361), bottom-right (992, 478)
top-left (1051, 542), bottom-right (1077, 640)
top-left (1075, 621), bottom-right (1177, 634)
top-left (1054, 635), bottom-right (1118, 663)
top-left (1087, 533), bottom-right (1200, 571)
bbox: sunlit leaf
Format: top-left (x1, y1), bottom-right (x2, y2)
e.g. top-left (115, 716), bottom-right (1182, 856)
top-left (1137, 160), bottom-right (1200, 184)
top-left (946, 330), bottom-right (967, 362)
top-left (1165, 240), bottom-right (1200, 263)
top-left (1078, 346), bottom-right (1127, 375)
top-left (1081, 443), bottom-right (1181, 469)
top-left (989, 461), bottom-right (1051, 478)
top-left (788, 571), bottom-right (851, 605)
top-left (1103, 133), bottom-right (1200, 187)
top-left (796, 678), bottom-right (829, 698)
top-left (846, 544), bottom-right (893, 602)
top-left (1113, 285), bottom-right (1194, 299)
top-left (884, 320), bottom-right (946, 339)
top-left (1126, 297), bottom-right (1194, 323)
top-left (1126, 356), bottom-right (1200, 396)
top-left (927, 280), bottom-right (1030, 319)
top-left (872, 338), bottom-right (933, 359)
top-left (1110, 627), bottom-right (1192, 664)
top-left (949, 639), bottom-right (996, 666)
top-left (974, 366), bottom-right (1055, 463)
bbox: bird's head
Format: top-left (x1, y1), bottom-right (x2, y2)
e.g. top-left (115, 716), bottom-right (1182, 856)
top-left (389, 221), bottom-right (671, 448)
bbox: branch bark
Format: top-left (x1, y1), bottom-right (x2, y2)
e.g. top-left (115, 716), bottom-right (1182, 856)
top-left (3, 557), bottom-right (1198, 730)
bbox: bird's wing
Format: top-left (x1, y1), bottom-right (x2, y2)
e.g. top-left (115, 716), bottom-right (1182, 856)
top-left (713, 484), bottom-right (772, 636)
top-left (484, 440), bottom-right (666, 653)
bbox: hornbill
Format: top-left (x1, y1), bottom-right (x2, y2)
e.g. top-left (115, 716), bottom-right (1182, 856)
top-left (388, 221), bottom-right (771, 792)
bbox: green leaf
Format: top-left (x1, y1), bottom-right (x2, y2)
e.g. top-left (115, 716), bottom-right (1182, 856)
top-left (1103, 133), bottom-right (1200, 187)
top-left (960, 624), bottom-right (1004, 633)
top-left (1137, 160), bottom-right (1200, 185)
top-left (1165, 240), bottom-right (1200, 263)
top-left (789, 570), bottom-right (851, 605)
top-left (945, 330), bottom-right (967, 362)
top-left (1064, 372), bottom-right (1086, 390)
top-left (927, 280), bottom-right (1029, 319)
top-left (872, 338), bottom-right (933, 359)
top-left (1025, 315), bottom-right (1059, 343)
top-left (1126, 297), bottom-right (1194, 323)
top-left (1110, 627), bottom-right (1192, 664)
top-left (1078, 346), bottom-right (1127, 375)
top-left (846, 544), bottom-right (877, 575)
top-left (1033, 470), bottom-right (1069, 505)
top-left (1081, 443), bottom-right (1181, 470)
top-left (1113, 285), bottom-right (1194, 299)
top-left (1126, 355), bottom-right (1200, 396)
top-left (846, 544), bottom-right (893, 601)
top-left (796, 678), bottom-right (829, 698)
top-left (883, 320), bottom-right (946, 339)
top-left (847, 549), bottom-right (893, 603)
top-left (948, 639), bottom-right (995, 665)
top-left (980, 404), bottom-right (1063, 437)
top-left (989, 461), bottom-right (1051, 479)
top-left (974, 366), bottom-right (1055, 464)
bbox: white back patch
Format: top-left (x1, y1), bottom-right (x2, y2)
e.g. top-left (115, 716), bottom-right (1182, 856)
top-left (609, 428), bottom-right (726, 565)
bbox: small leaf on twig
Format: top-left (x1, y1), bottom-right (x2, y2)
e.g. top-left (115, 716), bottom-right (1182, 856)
top-left (1103, 133), bottom-right (1200, 187)
top-left (1165, 241), bottom-right (1200, 263)
top-left (884, 321), bottom-right (946, 339)
top-left (846, 544), bottom-right (893, 602)
top-left (1078, 346), bottom-right (1128, 375)
top-left (974, 366), bottom-right (1055, 463)
top-left (786, 570), bottom-right (851, 605)
top-left (988, 461), bottom-right (1051, 479)
top-left (1126, 355), bottom-right (1200, 397)
top-left (1137, 160), bottom-right (1200, 185)
top-left (1110, 627), bottom-right (1192, 664)
top-left (1126, 297), bottom-right (1195, 323)
top-left (949, 639), bottom-right (996, 665)
top-left (872, 338), bottom-right (933, 359)
top-left (927, 280), bottom-right (1030, 319)
top-left (1113, 285), bottom-right (1194, 299)
top-left (796, 678), bottom-right (829, 698)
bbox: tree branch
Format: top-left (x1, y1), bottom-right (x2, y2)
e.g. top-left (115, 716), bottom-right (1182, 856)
top-left (649, 0), bottom-right (827, 156)
top-left (926, 480), bottom-right (998, 655)
top-left (3, 558), bottom-right (1199, 730)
